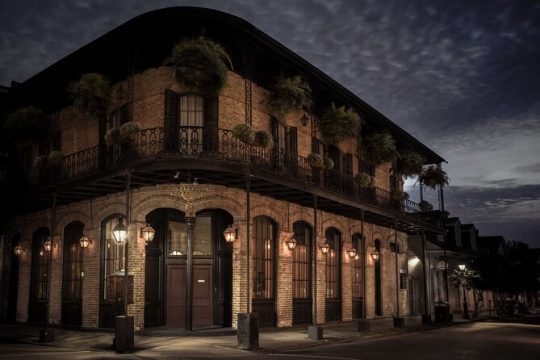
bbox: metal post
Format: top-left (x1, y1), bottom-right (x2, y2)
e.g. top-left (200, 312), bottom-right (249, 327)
top-left (246, 171), bottom-right (251, 313)
top-left (361, 209), bottom-right (366, 320)
top-left (312, 195), bottom-right (318, 325)
top-left (393, 220), bottom-right (402, 327)
top-left (443, 248), bottom-right (450, 303)
top-left (123, 172), bottom-right (131, 316)
top-left (41, 193), bottom-right (57, 342)
top-left (419, 182), bottom-right (424, 203)
top-left (185, 216), bottom-right (195, 330)
top-left (421, 232), bottom-right (431, 323)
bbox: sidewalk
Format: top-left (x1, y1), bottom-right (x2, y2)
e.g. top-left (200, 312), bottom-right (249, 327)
top-left (0, 314), bottom-right (478, 354)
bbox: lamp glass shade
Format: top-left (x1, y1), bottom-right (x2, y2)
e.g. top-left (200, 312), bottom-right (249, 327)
top-left (286, 237), bottom-right (297, 250)
top-left (320, 242), bottom-right (330, 254)
top-left (371, 251), bottom-right (380, 261)
top-left (458, 264), bottom-right (466, 271)
top-left (113, 218), bottom-right (127, 243)
top-left (14, 245), bottom-right (23, 255)
top-left (43, 238), bottom-right (52, 252)
top-left (79, 235), bottom-right (90, 248)
top-left (300, 113), bottom-right (309, 126)
top-left (141, 224), bottom-right (156, 242)
top-left (223, 225), bottom-right (236, 243)
top-left (347, 248), bottom-right (357, 259)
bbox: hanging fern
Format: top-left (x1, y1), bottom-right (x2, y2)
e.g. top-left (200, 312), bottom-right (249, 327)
top-left (69, 73), bottom-right (111, 118)
top-left (361, 132), bottom-right (397, 165)
top-left (355, 172), bottom-right (374, 188)
top-left (253, 130), bottom-right (274, 149)
top-left (166, 37), bottom-right (233, 94)
top-left (4, 106), bottom-right (49, 141)
top-left (420, 165), bottom-right (450, 189)
top-left (419, 200), bottom-right (434, 212)
top-left (232, 123), bottom-right (255, 144)
top-left (395, 151), bottom-right (424, 178)
top-left (264, 75), bottom-right (312, 125)
top-left (319, 103), bottom-right (360, 143)
top-left (47, 151), bottom-right (64, 167)
top-left (307, 153), bottom-right (324, 168)
top-left (323, 156), bottom-right (334, 171)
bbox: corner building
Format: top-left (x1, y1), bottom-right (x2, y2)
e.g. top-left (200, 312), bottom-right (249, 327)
top-left (0, 7), bottom-right (446, 331)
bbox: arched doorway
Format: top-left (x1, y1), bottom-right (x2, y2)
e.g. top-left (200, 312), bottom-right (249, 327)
top-left (99, 214), bottom-right (125, 328)
top-left (144, 208), bottom-right (233, 328)
top-left (374, 239), bottom-right (383, 316)
top-left (352, 233), bottom-right (363, 319)
top-left (61, 221), bottom-right (84, 327)
top-left (28, 227), bottom-right (50, 324)
top-left (5, 234), bottom-right (21, 322)
top-left (252, 216), bottom-right (277, 327)
top-left (325, 227), bottom-right (341, 321)
top-left (292, 221), bottom-right (312, 325)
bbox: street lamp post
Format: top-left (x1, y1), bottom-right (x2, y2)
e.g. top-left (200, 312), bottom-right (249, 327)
top-left (459, 264), bottom-right (470, 320)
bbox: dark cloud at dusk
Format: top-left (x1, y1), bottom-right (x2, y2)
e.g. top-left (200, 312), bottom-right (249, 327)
top-left (1, 0), bottom-right (539, 246)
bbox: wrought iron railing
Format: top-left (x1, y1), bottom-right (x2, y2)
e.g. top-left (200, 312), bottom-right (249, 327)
top-left (30, 126), bottom-right (423, 215)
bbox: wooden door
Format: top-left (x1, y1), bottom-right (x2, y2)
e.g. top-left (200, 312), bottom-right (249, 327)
top-left (166, 265), bottom-right (185, 327)
top-left (193, 264), bottom-right (213, 328)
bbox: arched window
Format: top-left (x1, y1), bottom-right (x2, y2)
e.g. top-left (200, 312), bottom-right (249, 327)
top-left (102, 215), bottom-right (125, 294)
top-left (253, 216), bottom-right (276, 327)
top-left (374, 239), bottom-right (382, 316)
top-left (325, 227), bottom-right (341, 321)
top-left (62, 221), bottom-right (84, 326)
top-left (28, 227), bottom-right (50, 323)
top-left (292, 221), bottom-right (311, 300)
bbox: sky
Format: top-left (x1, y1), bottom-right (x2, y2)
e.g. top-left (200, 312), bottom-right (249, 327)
top-left (1, 0), bottom-right (539, 246)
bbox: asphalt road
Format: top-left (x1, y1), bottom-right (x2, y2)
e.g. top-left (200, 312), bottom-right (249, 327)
top-left (0, 318), bottom-right (539, 359)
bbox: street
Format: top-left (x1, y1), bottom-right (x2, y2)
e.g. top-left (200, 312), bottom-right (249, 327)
top-left (0, 317), bottom-right (539, 359)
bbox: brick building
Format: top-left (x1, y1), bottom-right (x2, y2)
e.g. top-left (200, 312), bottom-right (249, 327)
top-left (0, 7), bottom-right (446, 331)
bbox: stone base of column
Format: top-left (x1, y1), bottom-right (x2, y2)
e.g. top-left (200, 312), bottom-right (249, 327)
top-left (307, 325), bottom-right (323, 340)
top-left (393, 317), bottom-right (405, 328)
top-left (115, 315), bottom-right (134, 353)
top-left (39, 328), bottom-right (55, 342)
top-left (356, 319), bottom-right (370, 332)
top-left (237, 313), bottom-right (259, 351)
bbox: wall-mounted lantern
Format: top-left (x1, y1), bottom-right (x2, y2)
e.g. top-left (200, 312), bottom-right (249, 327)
top-left (285, 236), bottom-right (297, 250)
top-left (113, 217), bottom-right (127, 243)
top-left (140, 224), bottom-right (156, 243)
top-left (223, 225), bottom-right (237, 243)
top-left (371, 251), bottom-right (380, 261)
top-left (347, 247), bottom-right (358, 259)
top-left (79, 235), bottom-right (92, 248)
top-left (458, 264), bottom-right (466, 271)
top-left (319, 242), bottom-right (330, 254)
top-left (43, 237), bottom-right (52, 252)
top-left (14, 245), bottom-right (25, 256)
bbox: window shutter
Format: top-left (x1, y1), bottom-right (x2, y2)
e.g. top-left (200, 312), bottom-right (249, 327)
top-left (203, 96), bottom-right (219, 151)
top-left (289, 127), bottom-right (298, 157)
top-left (164, 90), bottom-right (179, 151)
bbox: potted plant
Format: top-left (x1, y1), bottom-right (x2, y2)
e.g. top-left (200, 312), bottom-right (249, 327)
top-left (4, 106), bottom-right (50, 144)
top-left (166, 36), bottom-right (233, 94)
top-left (69, 73), bottom-right (111, 119)
top-left (105, 127), bottom-right (122, 146)
top-left (420, 165), bottom-right (450, 189)
top-left (253, 130), bottom-right (274, 149)
top-left (119, 121), bottom-right (141, 143)
top-left (232, 123), bottom-right (255, 144)
top-left (355, 172), bottom-right (374, 188)
top-left (361, 132), bottom-right (397, 165)
top-left (419, 200), bottom-right (434, 212)
top-left (307, 153), bottom-right (324, 169)
top-left (319, 103), bottom-right (361, 143)
top-left (323, 156), bottom-right (334, 171)
top-left (264, 75), bottom-right (312, 126)
top-left (395, 151), bottom-right (424, 178)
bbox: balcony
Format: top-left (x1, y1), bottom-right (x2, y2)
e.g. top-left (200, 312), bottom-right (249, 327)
top-left (16, 126), bottom-right (438, 232)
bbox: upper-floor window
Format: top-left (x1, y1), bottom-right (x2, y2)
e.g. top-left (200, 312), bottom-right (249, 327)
top-left (180, 95), bottom-right (204, 127)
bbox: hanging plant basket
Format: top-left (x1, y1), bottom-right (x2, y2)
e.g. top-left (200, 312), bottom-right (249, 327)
top-left (232, 123), bottom-right (255, 144)
top-left (319, 103), bottom-right (361, 143)
top-left (420, 165), bottom-right (450, 189)
top-left (419, 200), bottom-right (434, 212)
top-left (120, 121), bottom-right (141, 142)
top-left (47, 151), bottom-right (63, 167)
top-left (166, 37), bottom-right (233, 94)
top-left (68, 73), bottom-right (111, 119)
top-left (264, 75), bottom-right (312, 126)
top-left (361, 132), bottom-right (397, 165)
top-left (307, 153), bottom-right (324, 169)
top-left (253, 130), bottom-right (274, 149)
top-left (4, 106), bottom-right (50, 143)
top-left (395, 151), bottom-right (424, 178)
top-left (390, 188), bottom-right (409, 203)
top-left (323, 156), bottom-right (334, 171)
top-left (355, 172), bottom-right (374, 188)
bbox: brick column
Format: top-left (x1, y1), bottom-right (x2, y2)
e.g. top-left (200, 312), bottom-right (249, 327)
top-left (365, 245), bottom-right (375, 318)
top-left (315, 236), bottom-right (326, 324)
top-left (276, 230), bottom-right (293, 327)
top-left (341, 244), bottom-right (352, 321)
top-left (127, 222), bottom-right (145, 330)
top-left (17, 238), bottom-right (31, 322)
top-left (49, 234), bottom-right (63, 325)
top-left (82, 227), bottom-right (99, 328)
top-left (232, 219), bottom-right (246, 328)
